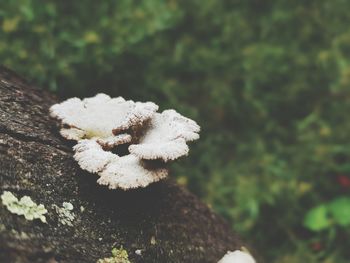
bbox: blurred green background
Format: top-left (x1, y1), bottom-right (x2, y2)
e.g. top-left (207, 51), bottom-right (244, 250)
top-left (1, 0), bottom-right (350, 262)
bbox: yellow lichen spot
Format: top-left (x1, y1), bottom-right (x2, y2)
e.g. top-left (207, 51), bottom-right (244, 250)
top-left (97, 247), bottom-right (130, 263)
top-left (2, 17), bottom-right (21, 33)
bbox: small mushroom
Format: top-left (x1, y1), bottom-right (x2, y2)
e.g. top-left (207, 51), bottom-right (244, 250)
top-left (73, 140), bottom-right (168, 190)
top-left (129, 110), bottom-right (200, 161)
top-left (50, 93), bottom-right (158, 148)
top-left (217, 250), bottom-right (256, 263)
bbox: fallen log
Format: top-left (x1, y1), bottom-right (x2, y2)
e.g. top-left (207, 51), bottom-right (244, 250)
top-left (0, 66), bottom-right (248, 263)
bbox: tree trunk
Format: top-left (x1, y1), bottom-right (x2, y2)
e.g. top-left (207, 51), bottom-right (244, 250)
top-left (0, 66), bottom-right (247, 263)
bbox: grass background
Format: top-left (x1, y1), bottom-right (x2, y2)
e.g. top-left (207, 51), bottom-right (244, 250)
top-left (1, 1), bottom-right (350, 262)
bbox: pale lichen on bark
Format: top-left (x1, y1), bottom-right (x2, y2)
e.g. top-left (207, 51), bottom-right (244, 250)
top-left (0, 66), bottom-right (252, 263)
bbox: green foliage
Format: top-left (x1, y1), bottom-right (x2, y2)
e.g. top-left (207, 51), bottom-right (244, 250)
top-left (328, 197), bottom-right (350, 227)
top-left (304, 205), bottom-right (331, 232)
top-left (304, 197), bottom-right (350, 232)
top-left (1, 0), bottom-right (350, 261)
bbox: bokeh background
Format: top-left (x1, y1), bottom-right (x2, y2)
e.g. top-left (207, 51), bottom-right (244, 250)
top-left (1, 1), bottom-right (350, 262)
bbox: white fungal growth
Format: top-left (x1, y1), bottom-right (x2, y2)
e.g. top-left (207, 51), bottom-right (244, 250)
top-left (73, 140), bottom-right (117, 173)
top-left (50, 93), bottom-right (157, 148)
top-left (218, 250), bottom-right (256, 263)
top-left (98, 155), bottom-right (168, 190)
top-left (51, 94), bottom-right (200, 190)
top-left (129, 110), bottom-right (200, 161)
top-left (74, 140), bottom-right (168, 190)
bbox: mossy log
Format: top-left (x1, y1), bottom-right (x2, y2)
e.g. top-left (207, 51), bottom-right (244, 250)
top-left (0, 66), bottom-right (248, 263)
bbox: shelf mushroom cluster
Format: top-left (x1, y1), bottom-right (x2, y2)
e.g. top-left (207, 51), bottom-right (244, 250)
top-left (50, 94), bottom-right (200, 190)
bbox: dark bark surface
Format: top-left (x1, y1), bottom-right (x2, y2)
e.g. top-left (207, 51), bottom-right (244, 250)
top-left (0, 66), bottom-right (246, 263)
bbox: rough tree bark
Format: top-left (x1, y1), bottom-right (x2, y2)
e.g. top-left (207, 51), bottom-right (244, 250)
top-left (0, 66), bottom-right (248, 263)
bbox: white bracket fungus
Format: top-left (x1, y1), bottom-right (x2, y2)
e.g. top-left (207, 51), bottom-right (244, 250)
top-left (73, 140), bottom-right (117, 174)
top-left (218, 250), bottom-right (256, 263)
top-left (74, 140), bottom-right (168, 190)
top-left (129, 110), bottom-right (200, 161)
top-left (50, 94), bottom-right (158, 149)
top-left (50, 94), bottom-right (200, 190)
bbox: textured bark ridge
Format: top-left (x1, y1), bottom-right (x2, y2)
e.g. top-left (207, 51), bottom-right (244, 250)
top-left (0, 66), bottom-right (245, 263)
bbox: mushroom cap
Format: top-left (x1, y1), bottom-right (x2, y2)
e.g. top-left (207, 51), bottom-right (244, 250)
top-left (98, 155), bottom-right (168, 190)
top-left (73, 140), bottom-right (168, 190)
top-left (129, 110), bottom-right (200, 161)
top-left (217, 250), bottom-right (256, 263)
top-left (50, 93), bottom-right (158, 148)
top-left (73, 140), bottom-right (117, 174)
